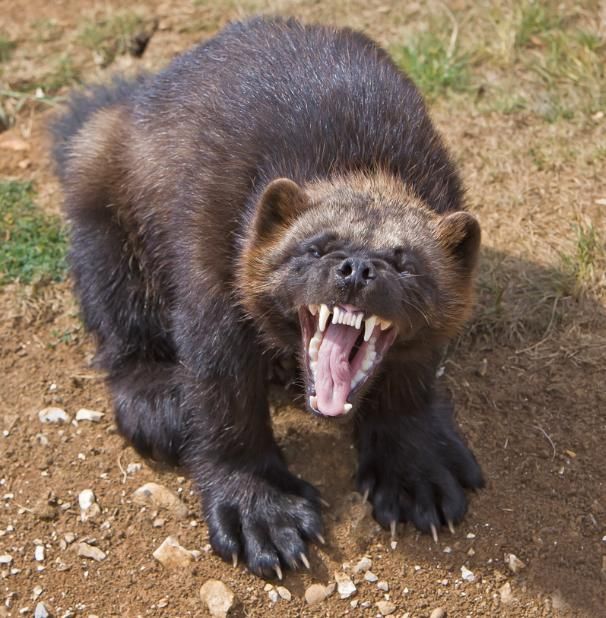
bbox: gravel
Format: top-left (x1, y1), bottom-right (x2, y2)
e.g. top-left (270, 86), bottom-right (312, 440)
top-left (77, 542), bottom-right (106, 562)
top-left (132, 483), bottom-right (188, 520)
top-left (38, 408), bottom-right (70, 424)
top-left (152, 536), bottom-right (195, 568)
top-left (199, 579), bottom-right (235, 617)
top-left (335, 572), bottom-right (357, 599)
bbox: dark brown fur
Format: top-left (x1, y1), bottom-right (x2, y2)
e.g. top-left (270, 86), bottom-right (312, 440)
top-left (51, 17), bottom-right (484, 578)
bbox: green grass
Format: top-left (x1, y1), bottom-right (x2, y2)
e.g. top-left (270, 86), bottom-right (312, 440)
top-left (561, 223), bottom-right (605, 294)
top-left (391, 31), bottom-right (470, 99)
top-left (0, 181), bottom-right (67, 285)
top-left (0, 35), bottom-right (16, 63)
top-left (514, 1), bottom-right (560, 48)
top-left (78, 12), bottom-right (145, 66)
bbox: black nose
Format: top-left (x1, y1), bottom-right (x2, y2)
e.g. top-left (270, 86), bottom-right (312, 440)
top-left (336, 257), bottom-right (377, 288)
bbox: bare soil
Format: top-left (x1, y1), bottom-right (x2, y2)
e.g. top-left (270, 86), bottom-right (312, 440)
top-left (1, 1), bottom-right (605, 616)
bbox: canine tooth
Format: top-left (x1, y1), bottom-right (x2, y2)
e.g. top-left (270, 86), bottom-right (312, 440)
top-left (309, 304), bottom-right (318, 315)
top-left (332, 306), bottom-right (340, 324)
top-left (319, 304), bottom-right (330, 332)
top-left (309, 395), bottom-right (318, 409)
top-left (364, 315), bottom-right (377, 341)
top-left (355, 313), bottom-right (363, 330)
top-left (310, 360), bottom-right (317, 375)
top-left (344, 403), bottom-right (353, 412)
top-left (380, 319), bottom-right (392, 331)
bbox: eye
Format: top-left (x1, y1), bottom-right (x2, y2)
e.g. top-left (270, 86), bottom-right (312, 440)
top-left (307, 245), bottom-right (323, 258)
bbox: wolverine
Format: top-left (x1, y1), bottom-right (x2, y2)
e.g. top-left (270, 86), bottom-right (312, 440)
top-left (51, 17), bottom-right (484, 578)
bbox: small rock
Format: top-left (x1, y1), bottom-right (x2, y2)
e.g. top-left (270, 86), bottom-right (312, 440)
top-left (77, 542), bottom-right (106, 562)
top-left (34, 545), bottom-right (45, 561)
top-left (78, 489), bottom-right (101, 522)
top-left (32, 585), bottom-right (43, 600)
top-left (64, 532), bottom-right (76, 544)
top-left (152, 517), bottom-right (165, 528)
top-left (276, 586), bottom-right (291, 601)
top-left (199, 579), bottom-right (235, 617)
top-left (132, 483), bottom-right (187, 519)
top-left (75, 409), bottom-right (104, 423)
top-left (466, 532), bottom-right (476, 539)
top-left (335, 571), bottom-right (356, 599)
top-left (499, 582), bottom-right (514, 604)
top-left (504, 553), bottom-right (526, 574)
top-left (430, 608), bottom-right (447, 618)
top-left (350, 600), bottom-right (358, 608)
top-left (364, 570), bottom-right (378, 582)
top-left (376, 600), bottom-right (396, 616)
top-left (353, 556), bottom-right (372, 573)
top-left (460, 566), bottom-right (475, 582)
top-left (32, 499), bottom-right (58, 521)
top-left (268, 589), bottom-right (278, 603)
top-left (377, 580), bottom-right (389, 591)
top-left (305, 583), bottom-right (329, 605)
top-left (0, 554), bottom-right (13, 565)
top-left (152, 536), bottom-right (194, 568)
top-left (34, 603), bottom-right (51, 618)
top-left (126, 463), bottom-right (141, 475)
top-left (38, 408), bottom-right (70, 424)
top-left (467, 547), bottom-right (475, 557)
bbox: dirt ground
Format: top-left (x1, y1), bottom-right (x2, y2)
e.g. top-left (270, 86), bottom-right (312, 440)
top-left (1, 1), bottom-right (605, 616)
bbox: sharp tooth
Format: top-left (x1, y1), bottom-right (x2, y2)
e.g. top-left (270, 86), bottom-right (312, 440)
top-left (309, 304), bottom-right (318, 315)
top-left (309, 395), bottom-right (318, 409)
top-left (332, 306), bottom-right (340, 324)
top-left (364, 315), bottom-right (377, 341)
top-left (380, 319), bottom-right (392, 331)
top-left (319, 304), bottom-right (330, 332)
top-left (343, 312), bottom-right (350, 325)
top-left (344, 403), bottom-right (353, 412)
top-left (355, 313), bottom-right (363, 330)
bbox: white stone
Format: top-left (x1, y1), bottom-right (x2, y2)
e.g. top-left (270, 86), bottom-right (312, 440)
top-left (34, 603), bottom-right (50, 618)
top-left (499, 582), bottom-right (514, 604)
top-left (353, 556), bottom-right (372, 573)
top-left (376, 600), bottom-right (397, 615)
top-left (152, 536), bottom-right (194, 568)
top-left (132, 483), bottom-right (187, 519)
top-left (199, 579), bottom-right (235, 617)
top-left (75, 409), bottom-right (104, 423)
top-left (38, 407), bottom-right (70, 424)
top-left (77, 542), bottom-right (106, 561)
top-left (34, 545), bottom-right (45, 561)
top-left (461, 566), bottom-right (475, 582)
top-left (0, 554), bottom-right (13, 565)
top-left (504, 553), bottom-right (526, 574)
top-left (268, 589), bottom-right (278, 603)
top-left (78, 489), bottom-right (95, 510)
top-left (335, 572), bottom-right (356, 599)
top-left (364, 570), bottom-right (378, 582)
top-left (377, 580), bottom-right (389, 591)
top-left (276, 586), bottom-right (291, 601)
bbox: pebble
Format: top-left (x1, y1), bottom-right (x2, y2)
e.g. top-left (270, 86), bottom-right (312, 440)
top-left (38, 408), bottom-right (70, 424)
top-left (75, 409), bottom-right (104, 423)
top-left (276, 586), bottom-right (291, 601)
top-left (364, 570), bottom-right (378, 582)
top-left (353, 556), bottom-right (372, 573)
top-left (77, 542), bottom-right (106, 562)
top-left (377, 580), bottom-right (389, 592)
top-left (152, 536), bottom-right (194, 568)
top-left (0, 554), bottom-right (13, 565)
top-left (32, 585), bottom-right (43, 600)
top-left (504, 553), bottom-right (526, 574)
top-left (335, 572), bottom-right (357, 599)
top-left (304, 583), bottom-right (330, 605)
top-left (376, 600), bottom-right (396, 615)
top-left (34, 545), bottom-right (45, 562)
top-left (430, 608), bottom-right (447, 618)
top-left (499, 582), bottom-right (514, 604)
top-left (199, 579), bottom-right (235, 617)
top-left (132, 483), bottom-right (188, 519)
top-left (460, 566), bottom-right (475, 582)
top-left (126, 463), bottom-right (141, 475)
top-left (34, 603), bottom-right (51, 618)
top-left (268, 589), bottom-right (278, 603)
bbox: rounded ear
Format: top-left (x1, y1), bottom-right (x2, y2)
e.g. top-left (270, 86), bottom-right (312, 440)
top-left (436, 211), bottom-right (481, 271)
top-left (252, 178), bottom-right (310, 242)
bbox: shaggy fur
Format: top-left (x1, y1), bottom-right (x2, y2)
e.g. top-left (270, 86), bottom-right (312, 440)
top-left (51, 17), bottom-right (484, 578)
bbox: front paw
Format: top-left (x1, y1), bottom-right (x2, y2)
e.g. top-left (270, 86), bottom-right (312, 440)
top-left (357, 421), bottom-right (484, 536)
top-left (202, 464), bottom-right (324, 578)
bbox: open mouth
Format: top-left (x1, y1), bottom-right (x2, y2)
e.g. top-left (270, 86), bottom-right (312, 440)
top-left (299, 304), bottom-right (398, 417)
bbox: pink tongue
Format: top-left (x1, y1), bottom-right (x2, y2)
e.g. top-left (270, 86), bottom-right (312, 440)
top-left (315, 323), bottom-right (360, 416)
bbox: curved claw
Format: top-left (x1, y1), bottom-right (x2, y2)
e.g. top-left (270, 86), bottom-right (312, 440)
top-left (231, 552), bottom-right (238, 568)
top-left (430, 524), bottom-right (439, 544)
top-left (273, 564), bottom-right (283, 581)
top-left (300, 553), bottom-right (311, 569)
top-left (362, 489), bottom-right (370, 504)
top-left (315, 533), bottom-right (326, 545)
top-left (447, 520), bottom-right (456, 535)
top-left (320, 498), bottom-right (330, 508)
top-left (390, 520), bottom-right (397, 540)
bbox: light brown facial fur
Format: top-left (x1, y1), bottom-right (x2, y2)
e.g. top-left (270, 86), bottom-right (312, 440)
top-left (238, 170), bottom-right (480, 417)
